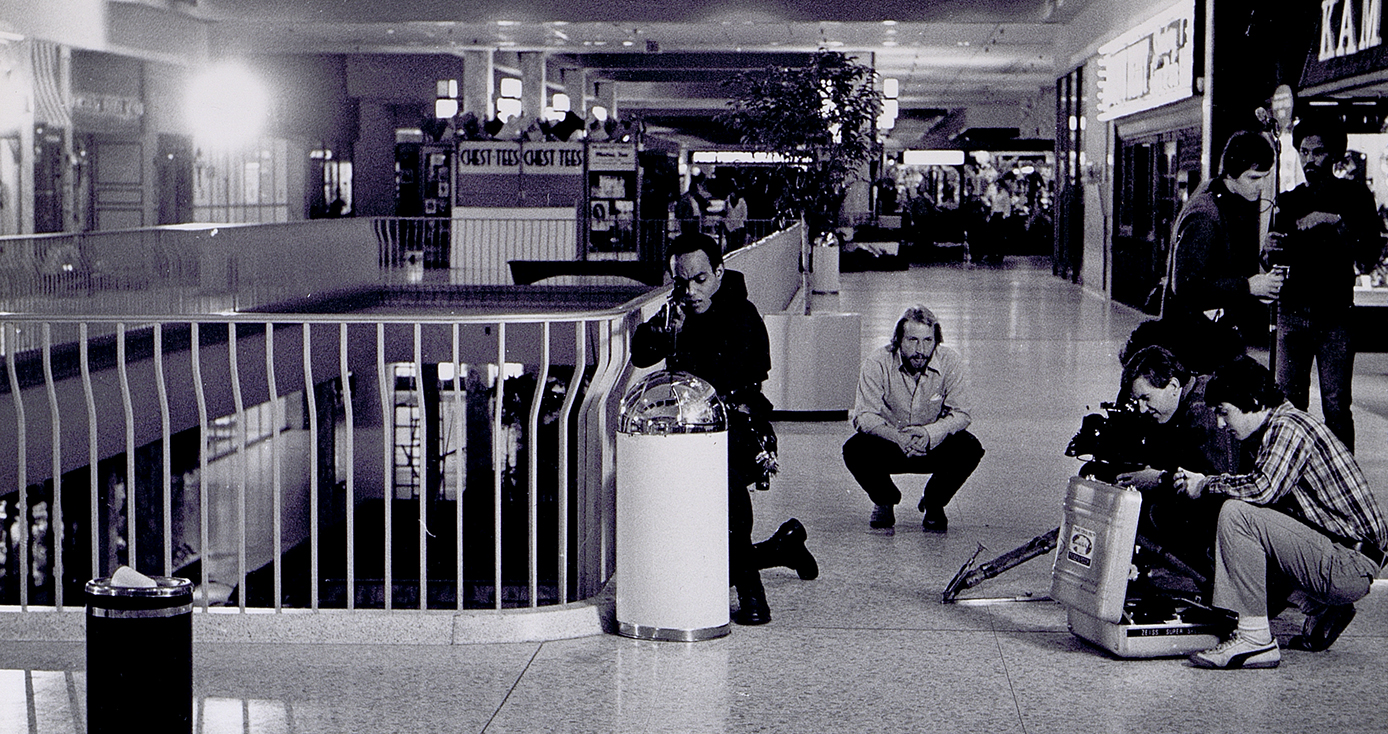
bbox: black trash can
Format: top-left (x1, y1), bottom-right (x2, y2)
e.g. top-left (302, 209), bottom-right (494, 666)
top-left (86, 575), bottom-right (194, 734)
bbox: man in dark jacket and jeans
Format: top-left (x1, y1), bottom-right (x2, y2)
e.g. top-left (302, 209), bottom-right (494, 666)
top-left (1270, 118), bottom-right (1383, 452)
top-left (631, 233), bottom-right (817, 626)
top-left (1162, 131), bottom-right (1285, 368)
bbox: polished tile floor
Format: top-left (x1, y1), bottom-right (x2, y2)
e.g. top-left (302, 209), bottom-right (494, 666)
top-left (4, 258), bottom-right (1388, 733)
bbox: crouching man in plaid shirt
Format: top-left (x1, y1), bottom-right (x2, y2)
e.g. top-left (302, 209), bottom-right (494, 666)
top-left (1173, 357), bottom-right (1387, 669)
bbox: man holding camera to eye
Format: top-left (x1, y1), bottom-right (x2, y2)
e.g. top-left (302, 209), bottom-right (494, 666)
top-left (1268, 118), bottom-right (1384, 453)
top-left (631, 233), bottom-right (817, 627)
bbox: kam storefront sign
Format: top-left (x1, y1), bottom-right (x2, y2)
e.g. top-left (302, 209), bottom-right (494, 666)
top-left (1094, 0), bottom-right (1195, 122)
top-left (1302, 0), bottom-right (1387, 88)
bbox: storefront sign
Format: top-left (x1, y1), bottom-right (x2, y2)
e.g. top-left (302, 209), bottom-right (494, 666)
top-left (590, 142), bottom-right (637, 171)
top-left (1302, 0), bottom-right (1388, 88)
top-left (72, 92), bottom-right (144, 124)
top-left (456, 142), bottom-right (521, 174)
top-left (521, 142), bottom-right (584, 174)
top-left (1095, 0), bottom-right (1195, 122)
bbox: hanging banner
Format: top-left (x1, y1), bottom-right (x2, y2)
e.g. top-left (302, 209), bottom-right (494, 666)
top-left (1094, 0), bottom-right (1195, 121)
top-left (1301, 0), bottom-right (1388, 89)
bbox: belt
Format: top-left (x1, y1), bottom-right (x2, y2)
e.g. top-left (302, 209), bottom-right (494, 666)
top-left (1341, 538), bottom-right (1386, 568)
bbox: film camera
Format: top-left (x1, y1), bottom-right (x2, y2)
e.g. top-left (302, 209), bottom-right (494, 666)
top-left (1065, 399), bottom-right (1153, 484)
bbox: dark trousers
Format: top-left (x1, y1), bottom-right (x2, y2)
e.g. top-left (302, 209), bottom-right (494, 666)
top-left (1276, 309), bottom-right (1354, 451)
top-left (841, 430), bottom-right (984, 509)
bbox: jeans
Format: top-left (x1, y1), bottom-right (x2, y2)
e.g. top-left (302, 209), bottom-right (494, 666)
top-left (1212, 501), bottom-right (1377, 618)
top-left (1276, 308), bottom-right (1354, 451)
top-left (841, 430), bottom-right (985, 509)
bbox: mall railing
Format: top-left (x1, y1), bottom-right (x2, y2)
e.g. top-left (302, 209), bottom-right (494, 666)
top-left (0, 219), bottom-right (806, 638)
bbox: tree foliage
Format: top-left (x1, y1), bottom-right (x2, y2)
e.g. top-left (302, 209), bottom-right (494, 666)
top-left (716, 51), bottom-right (882, 235)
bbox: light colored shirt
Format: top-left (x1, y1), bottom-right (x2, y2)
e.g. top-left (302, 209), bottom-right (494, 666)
top-left (1205, 402), bottom-right (1387, 548)
top-left (850, 343), bottom-right (972, 450)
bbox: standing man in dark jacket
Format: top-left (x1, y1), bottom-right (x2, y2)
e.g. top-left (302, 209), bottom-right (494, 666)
top-left (1163, 131), bottom-right (1285, 370)
top-left (1270, 118), bottom-right (1383, 452)
top-left (631, 233), bottom-right (817, 626)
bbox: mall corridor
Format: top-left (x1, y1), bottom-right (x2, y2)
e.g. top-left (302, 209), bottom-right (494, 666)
top-left (3, 258), bottom-right (1387, 733)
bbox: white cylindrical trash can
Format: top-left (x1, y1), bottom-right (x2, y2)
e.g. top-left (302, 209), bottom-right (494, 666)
top-left (615, 371), bottom-right (730, 641)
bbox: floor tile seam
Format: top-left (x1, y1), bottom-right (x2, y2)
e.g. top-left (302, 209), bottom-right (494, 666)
top-left (480, 642), bottom-right (544, 734)
top-left (772, 624), bottom-right (1002, 635)
top-left (988, 611), bottom-right (1031, 734)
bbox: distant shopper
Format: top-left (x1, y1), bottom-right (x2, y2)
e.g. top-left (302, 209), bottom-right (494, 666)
top-left (1162, 131), bottom-right (1284, 366)
top-left (1173, 358), bottom-right (1386, 669)
top-left (1270, 118), bottom-right (1383, 451)
top-left (723, 190), bottom-right (749, 251)
top-left (843, 305), bottom-right (984, 532)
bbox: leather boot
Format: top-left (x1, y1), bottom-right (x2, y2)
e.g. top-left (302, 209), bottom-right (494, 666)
top-left (732, 572), bottom-right (771, 625)
top-left (751, 518), bottom-right (819, 580)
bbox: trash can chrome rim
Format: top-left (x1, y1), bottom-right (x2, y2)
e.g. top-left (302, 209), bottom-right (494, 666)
top-left (85, 576), bottom-right (194, 598)
top-left (617, 621), bottom-right (731, 642)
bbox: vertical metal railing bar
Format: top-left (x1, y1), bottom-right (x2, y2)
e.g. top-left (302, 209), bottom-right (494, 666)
top-left (303, 324), bottom-right (320, 612)
top-left (267, 324), bottom-right (282, 612)
top-left (154, 324), bottom-right (173, 577)
top-left (117, 324), bottom-right (137, 573)
top-left (5, 323), bottom-right (29, 610)
top-left (229, 322), bottom-right (247, 612)
top-left (493, 322), bottom-right (505, 610)
top-left (413, 323), bottom-right (427, 610)
top-left (339, 323), bottom-right (354, 611)
top-left (526, 323), bottom-right (550, 608)
top-left (192, 323), bottom-right (210, 610)
top-left (42, 325), bottom-right (64, 610)
top-left (451, 324), bottom-right (463, 610)
top-left (377, 323), bottom-right (392, 611)
top-left (80, 323), bottom-right (100, 584)
top-left (556, 321), bottom-right (585, 605)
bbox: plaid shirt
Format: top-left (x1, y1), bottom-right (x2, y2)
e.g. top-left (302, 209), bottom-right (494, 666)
top-left (1206, 402), bottom-right (1388, 548)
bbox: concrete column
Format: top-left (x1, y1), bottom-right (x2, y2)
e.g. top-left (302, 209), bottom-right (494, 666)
top-left (562, 66), bottom-right (586, 117)
top-left (593, 79), bottom-right (616, 119)
top-left (519, 51), bottom-right (545, 121)
top-left (462, 49), bottom-right (493, 120)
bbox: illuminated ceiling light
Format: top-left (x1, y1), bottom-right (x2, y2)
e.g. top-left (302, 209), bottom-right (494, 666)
top-left (882, 20), bottom-right (898, 25)
top-left (623, 40), bottom-right (634, 46)
top-left (499, 77), bottom-right (522, 98)
top-left (496, 97), bottom-right (522, 121)
top-left (497, 20), bottom-right (519, 26)
top-left (883, 41), bottom-right (899, 47)
top-left (551, 93), bottom-right (570, 112)
top-left (883, 78), bottom-right (899, 98)
top-left (591, 105), bottom-right (609, 122)
top-left (187, 61), bottom-right (269, 149)
top-left (434, 98), bottom-right (458, 118)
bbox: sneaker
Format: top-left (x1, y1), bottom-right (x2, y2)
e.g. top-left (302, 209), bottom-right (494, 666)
top-left (922, 506), bottom-right (948, 533)
top-left (1189, 632), bottom-right (1280, 669)
top-left (869, 504), bottom-right (896, 529)
top-left (1289, 604), bottom-right (1356, 652)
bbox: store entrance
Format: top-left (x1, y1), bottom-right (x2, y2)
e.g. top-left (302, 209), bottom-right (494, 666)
top-left (1112, 127), bottom-right (1201, 314)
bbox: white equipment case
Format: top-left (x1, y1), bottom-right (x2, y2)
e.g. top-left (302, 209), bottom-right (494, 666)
top-left (1050, 476), bottom-right (1232, 658)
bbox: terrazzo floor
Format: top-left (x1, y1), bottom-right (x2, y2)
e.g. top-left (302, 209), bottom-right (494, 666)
top-left (4, 258), bottom-right (1387, 733)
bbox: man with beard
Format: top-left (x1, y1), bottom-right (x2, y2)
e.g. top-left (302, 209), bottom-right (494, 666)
top-left (631, 233), bottom-right (817, 627)
top-left (842, 305), bottom-right (985, 532)
top-left (1269, 118), bottom-right (1383, 451)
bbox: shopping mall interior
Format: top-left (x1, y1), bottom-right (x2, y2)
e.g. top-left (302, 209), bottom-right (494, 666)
top-left (3, 0), bottom-right (1388, 732)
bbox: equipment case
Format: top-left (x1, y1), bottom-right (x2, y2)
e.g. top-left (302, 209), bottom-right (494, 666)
top-left (1050, 476), bottom-right (1231, 658)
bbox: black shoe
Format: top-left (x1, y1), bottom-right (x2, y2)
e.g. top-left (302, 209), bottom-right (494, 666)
top-left (870, 504), bottom-right (896, 529)
top-left (922, 506), bottom-right (948, 533)
top-left (732, 575), bottom-right (771, 626)
top-left (750, 519), bottom-right (818, 580)
top-left (1289, 604), bottom-right (1356, 652)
